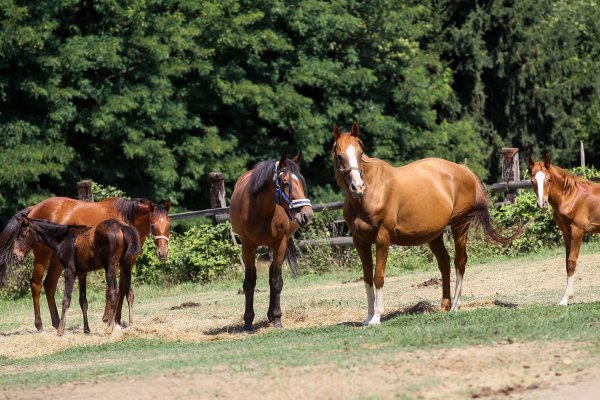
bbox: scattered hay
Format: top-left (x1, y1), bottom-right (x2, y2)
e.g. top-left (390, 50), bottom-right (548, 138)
top-left (403, 300), bottom-right (437, 315)
top-left (413, 277), bottom-right (442, 288)
top-left (341, 277), bottom-right (363, 284)
top-left (169, 301), bottom-right (201, 310)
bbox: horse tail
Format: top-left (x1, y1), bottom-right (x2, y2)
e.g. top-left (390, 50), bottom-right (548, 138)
top-left (285, 237), bottom-right (299, 279)
top-left (0, 206), bottom-right (33, 286)
top-left (450, 183), bottom-right (526, 245)
top-left (121, 223), bottom-right (141, 261)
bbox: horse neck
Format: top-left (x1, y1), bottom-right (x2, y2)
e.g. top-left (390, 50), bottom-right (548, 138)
top-left (547, 166), bottom-right (571, 208)
top-left (131, 213), bottom-right (151, 239)
top-left (30, 222), bottom-right (73, 253)
top-left (255, 181), bottom-right (278, 217)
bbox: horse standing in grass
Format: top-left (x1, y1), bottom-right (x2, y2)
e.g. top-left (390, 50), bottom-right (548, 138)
top-left (332, 123), bottom-right (523, 324)
top-left (0, 197), bottom-right (171, 331)
top-left (528, 155), bottom-right (600, 306)
top-left (11, 216), bottom-right (141, 335)
top-left (230, 155), bottom-right (313, 331)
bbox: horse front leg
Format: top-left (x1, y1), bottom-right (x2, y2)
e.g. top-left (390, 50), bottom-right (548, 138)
top-left (78, 274), bottom-right (90, 334)
top-left (43, 254), bottom-right (63, 329)
top-left (371, 231), bottom-right (390, 325)
top-left (57, 267), bottom-right (76, 336)
top-left (354, 238), bottom-right (374, 326)
top-left (242, 243), bottom-right (257, 332)
top-left (559, 228), bottom-right (583, 306)
top-left (267, 239), bottom-right (287, 329)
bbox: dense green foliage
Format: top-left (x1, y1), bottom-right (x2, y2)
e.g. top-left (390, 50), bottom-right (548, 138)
top-left (1, 0), bottom-right (598, 221)
top-left (135, 222), bottom-right (239, 285)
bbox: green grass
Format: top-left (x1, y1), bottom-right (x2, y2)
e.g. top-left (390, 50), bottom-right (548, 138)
top-left (2, 302), bottom-right (599, 389)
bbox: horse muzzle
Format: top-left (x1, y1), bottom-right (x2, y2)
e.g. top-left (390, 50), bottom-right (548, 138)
top-left (295, 208), bottom-right (314, 228)
top-left (537, 197), bottom-right (548, 210)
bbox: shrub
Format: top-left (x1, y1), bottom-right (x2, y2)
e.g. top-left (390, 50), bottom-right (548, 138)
top-left (91, 182), bottom-right (127, 201)
top-left (0, 255), bottom-right (33, 300)
top-left (135, 222), bottom-right (240, 285)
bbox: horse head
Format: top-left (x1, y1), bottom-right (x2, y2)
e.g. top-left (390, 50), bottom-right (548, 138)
top-left (332, 122), bottom-right (366, 198)
top-left (274, 154), bottom-right (313, 228)
top-left (149, 200), bottom-right (171, 261)
top-left (528, 155), bottom-right (552, 209)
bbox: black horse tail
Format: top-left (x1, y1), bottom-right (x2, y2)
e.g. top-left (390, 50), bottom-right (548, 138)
top-left (285, 237), bottom-right (299, 279)
top-left (449, 183), bottom-right (526, 245)
top-left (121, 223), bottom-right (141, 261)
top-left (0, 206), bottom-right (33, 287)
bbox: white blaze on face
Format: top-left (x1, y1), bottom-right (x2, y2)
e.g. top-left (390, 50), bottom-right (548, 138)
top-left (346, 144), bottom-right (364, 190)
top-left (534, 171), bottom-right (546, 207)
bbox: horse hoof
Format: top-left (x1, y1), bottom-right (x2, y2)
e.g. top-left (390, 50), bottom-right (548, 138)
top-left (243, 326), bottom-right (254, 333)
top-left (273, 320), bottom-right (283, 329)
top-left (440, 299), bottom-right (451, 311)
top-left (367, 316), bottom-right (381, 326)
top-left (84, 328), bottom-right (91, 334)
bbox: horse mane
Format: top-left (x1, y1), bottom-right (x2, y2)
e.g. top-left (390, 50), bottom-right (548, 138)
top-left (553, 166), bottom-right (592, 193)
top-left (113, 198), bottom-right (152, 222)
top-left (248, 159), bottom-right (307, 195)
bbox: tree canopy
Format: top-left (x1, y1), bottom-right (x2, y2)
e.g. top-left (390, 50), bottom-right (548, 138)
top-left (1, 0), bottom-right (598, 220)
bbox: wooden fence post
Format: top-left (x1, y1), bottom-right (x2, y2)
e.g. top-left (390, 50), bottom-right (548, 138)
top-left (209, 172), bottom-right (245, 269)
top-left (500, 148), bottom-right (520, 204)
top-left (77, 180), bottom-right (93, 202)
top-left (209, 172), bottom-right (226, 208)
top-left (580, 140), bottom-right (585, 169)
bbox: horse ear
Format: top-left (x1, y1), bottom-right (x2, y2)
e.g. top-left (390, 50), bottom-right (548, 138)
top-left (278, 154), bottom-right (287, 167)
top-left (544, 154), bottom-right (552, 168)
top-left (528, 156), bottom-right (535, 169)
top-left (163, 200), bottom-right (171, 212)
top-left (351, 121), bottom-right (360, 138)
top-left (292, 152), bottom-right (302, 165)
top-left (333, 124), bottom-right (341, 140)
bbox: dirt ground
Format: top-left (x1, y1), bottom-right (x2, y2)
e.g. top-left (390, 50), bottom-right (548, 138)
top-left (1, 252), bottom-right (600, 399)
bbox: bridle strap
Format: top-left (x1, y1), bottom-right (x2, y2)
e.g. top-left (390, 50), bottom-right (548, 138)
top-left (338, 165), bottom-right (363, 175)
top-left (273, 162), bottom-right (312, 221)
top-left (151, 234), bottom-right (170, 242)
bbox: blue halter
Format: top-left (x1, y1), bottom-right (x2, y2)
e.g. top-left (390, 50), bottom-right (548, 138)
top-left (273, 162), bottom-right (312, 221)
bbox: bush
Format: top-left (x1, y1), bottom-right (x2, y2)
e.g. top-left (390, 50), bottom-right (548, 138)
top-left (91, 182), bottom-right (127, 201)
top-left (0, 255), bottom-right (33, 300)
top-left (135, 222), bottom-right (240, 285)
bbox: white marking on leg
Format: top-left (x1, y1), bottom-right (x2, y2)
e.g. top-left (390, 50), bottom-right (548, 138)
top-left (363, 282), bottom-right (374, 326)
top-left (534, 171), bottom-right (546, 207)
top-left (559, 276), bottom-right (575, 306)
top-left (451, 267), bottom-right (463, 312)
top-left (368, 287), bottom-right (383, 326)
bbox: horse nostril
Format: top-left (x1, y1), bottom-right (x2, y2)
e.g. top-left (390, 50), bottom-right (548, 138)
top-left (350, 183), bottom-right (357, 192)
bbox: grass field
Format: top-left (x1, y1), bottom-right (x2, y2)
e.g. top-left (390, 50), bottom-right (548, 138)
top-left (1, 246), bottom-right (600, 399)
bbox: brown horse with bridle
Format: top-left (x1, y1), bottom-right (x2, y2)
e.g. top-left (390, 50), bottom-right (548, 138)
top-left (528, 155), bottom-right (600, 306)
top-left (0, 197), bottom-right (171, 331)
top-left (333, 123), bottom-right (523, 324)
top-left (11, 215), bottom-right (141, 335)
top-left (230, 154), bottom-right (313, 331)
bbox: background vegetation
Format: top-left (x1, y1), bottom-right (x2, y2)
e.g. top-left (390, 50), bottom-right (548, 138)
top-left (1, 0), bottom-right (599, 222)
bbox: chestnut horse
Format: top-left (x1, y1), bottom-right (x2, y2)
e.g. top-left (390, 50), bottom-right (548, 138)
top-left (11, 216), bottom-right (140, 335)
top-left (230, 155), bottom-right (313, 331)
top-left (333, 123), bottom-right (523, 324)
top-left (0, 197), bottom-right (171, 331)
top-left (528, 155), bottom-right (600, 306)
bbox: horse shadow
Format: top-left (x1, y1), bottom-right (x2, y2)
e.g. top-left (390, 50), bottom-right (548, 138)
top-left (203, 319), bottom-right (272, 336)
top-left (337, 300), bottom-right (439, 327)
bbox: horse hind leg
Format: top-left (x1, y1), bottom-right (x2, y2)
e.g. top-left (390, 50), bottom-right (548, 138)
top-left (104, 263), bottom-right (119, 334)
top-left (428, 234), bottom-right (451, 311)
top-left (450, 224), bottom-right (469, 312)
top-left (31, 247), bottom-right (52, 331)
top-left (78, 274), bottom-right (91, 333)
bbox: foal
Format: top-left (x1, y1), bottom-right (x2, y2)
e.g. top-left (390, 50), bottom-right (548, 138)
top-left (12, 216), bottom-right (140, 335)
top-left (529, 155), bottom-right (600, 306)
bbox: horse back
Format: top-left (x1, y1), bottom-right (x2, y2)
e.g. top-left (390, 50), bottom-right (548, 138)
top-left (29, 197), bottom-right (123, 227)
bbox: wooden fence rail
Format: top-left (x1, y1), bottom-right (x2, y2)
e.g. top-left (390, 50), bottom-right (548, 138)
top-left (170, 180), bottom-right (534, 221)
